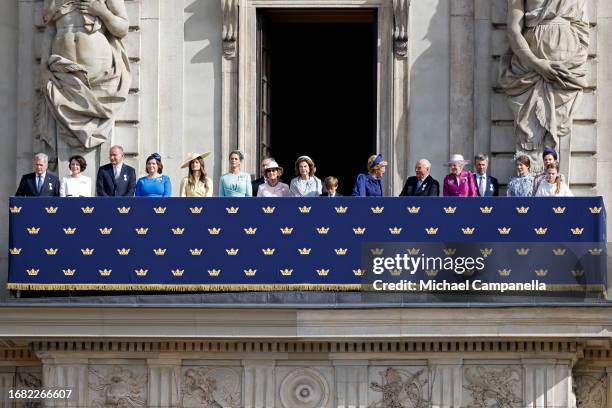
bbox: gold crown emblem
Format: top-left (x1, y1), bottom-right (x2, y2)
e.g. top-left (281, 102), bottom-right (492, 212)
top-left (480, 248), bottom-right (493, 257)
top-left (353, 227), bottom-right (366, 235)
top-left (462, 227), bottom-right (475, 235)
top-left (45, 206), bottom-right (58, 214)
top-left (226, 206), bottom-right (239, 214)
top-left (425, 227), bottom-right (438, 235)
top-left (353, 268), bottom-right (365, 276)
top-left (262, 248), bottom-right (276, 255)
top-left (62, 268), bottom-right (75, 276)
top-left (571, 269), bottom-right (585, 277)
top-left (443, 248), bottom-right (456, 256)
top-left (117, 248), bottom-right (131, 255)
top-left (407, 206), bottom-right (421, 214)
top-left (244, 227), bottom-right (257, 235)
top-left (407, 248), bottom-right (420, 256)
top-left (535, 269), bottom-right (548, 277)
top-left (135, 227), bottom-right (148, 235)
top-left (589, 206), bottom-right (602, 214)
top-left (553, 206), bottom-right (566, 214)
top-left (298, 248), bottom-right (312, 255)
top-left (371, 248), bottom-right (384, 255)
top-left (44, 248), bottom-right (58, 255)
top-left (27, 227), bottom-right (40, 235)
top-left (389, 227), bottom-right (402, 235)
top-left (479, 206), bottom-right (493, 214)
top-left (498, 269), bottom-right (512, 277)
top-left (534, 227), bottom-right (548, 235)
top-left (425, 269), bottom-right (438, 277)
top-left (371, 206), bottom-right (384, 214)
top-left (317, 269), bottom-right (330, 276)
top-left (208, 227), bottom-right (221, 235)
top-left (153, 206), bottom-right (167, 214)
top-left (317, 226), bottom-right (330, 234)
top-left (516, 206), bottom-right (529, 214)
top-left (280, 227), bottom-right (293, 235)
top-left (244, 268), bottom-right (257, 276)
top-left (190, 248), bottom-right (203, 256)
top-left (589, 248), bottom-right (602, 256)
top-left (153, 248), bottom-right (166, 256)
top-left (63, 227), bottom-right (76, 235)
top-left (298, 206), bottom-right (312, 214)
top-left (262, 206), bottom-right (276, 214)
top-left (172, 227), bottom-right (185, 235)
top-left (208, 269), bottom-right (221, 276)
top-left (171, 269), bottom-right (184, 277)
top-left (117, 206), bottom-right (130, 214)
top-left (443, 206), bottom-right (456, 214)
top-left (552, 248), bottom-right (566, 256)
top-left (26, 268), bottom-right (39, 276)
top-left (9, 206), bottom-right (22, 214)
top-left (389, 269), bottom-right (402, 276)
top-left (571, 227), bottom-right (584, 235)
top-left (9, 248), bottom-right (22, 255)
top-left (335, 248), bottom-right (348, 255)
top-left (81, 206), bottom-right (94, 214)
top-left (516, 248), bottom-right (530, 256)
top-left (189, 206), bottom-right (203, 214)
top-left (226, 248), bottom-right (239, 256)
top-left (134, 269), bottom-right (148, 276)
top-left (99, 227), bottom-right (112, 235)
top-left (98, 269), bottom-right (112, 276)
top-left (498, 227), bottom-right (511, 235)
top-left (334, 206), bottom-right (348, 214)
top-left (280, 268), bottom-right (293, 276)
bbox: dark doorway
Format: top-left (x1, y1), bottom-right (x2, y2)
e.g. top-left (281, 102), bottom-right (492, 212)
top-left (257, 9), bottom-right (377, 196)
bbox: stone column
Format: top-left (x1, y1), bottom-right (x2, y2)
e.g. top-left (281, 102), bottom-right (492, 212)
top-left (38, 354), bottom-right (88, 408)
top-left (0, 367), bottom-right (15, 407)
top-left (243, 360), bottom-right (275, 408)
top-left (221, 0), bottom-right (239, 183)
top-left (429, 359), bottom-right (463, 407)
top-left (334, 361), bottom-right (368, 408)
top-left (522, 359), bottom-right (573, 407)
top-left (147, 358), bottom-right (181, 408)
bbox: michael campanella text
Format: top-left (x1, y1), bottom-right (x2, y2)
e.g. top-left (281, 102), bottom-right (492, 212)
top-left (372, 279), bottom-right (547, 293)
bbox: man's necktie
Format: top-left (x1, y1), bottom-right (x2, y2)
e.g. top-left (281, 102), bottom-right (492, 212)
top-left (416, 180), bottom-right (423, 192)
top-left (36, 176), bottom-right (43, 193)
top-left (479, 176), bottom-right (486, 196)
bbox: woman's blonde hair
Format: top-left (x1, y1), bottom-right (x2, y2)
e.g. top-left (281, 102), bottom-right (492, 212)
top-left (545, 163), bottom-right (561, 195)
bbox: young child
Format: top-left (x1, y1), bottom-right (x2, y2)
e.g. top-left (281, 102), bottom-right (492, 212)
top-left (535, 163), bottom-right (573, 197)
top-left (321, 176), bottom-right (341, 197)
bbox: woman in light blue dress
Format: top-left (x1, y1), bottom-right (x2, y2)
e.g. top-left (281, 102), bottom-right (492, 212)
top-left (219, 150), bottom-right (252, 197)
top-left (136, 153), bottom-right (172, 197)
top-left (289, 156), bottom-right (323, 197)
top-left (506, 155), bottom-right (534, 197)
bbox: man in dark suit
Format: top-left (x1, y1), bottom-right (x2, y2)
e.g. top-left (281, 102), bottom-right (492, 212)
top-left (399, 159), bottom-right (439, 196)
top-left (473, 153), bottom-right (499, 197)
top-left (16, 153), bottom-right (60, 197)
top-left (96, 145), bottom-right (136, 196)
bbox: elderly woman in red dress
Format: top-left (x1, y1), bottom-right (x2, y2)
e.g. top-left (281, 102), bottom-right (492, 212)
top-left (443, 154), bottom-right (477, 197)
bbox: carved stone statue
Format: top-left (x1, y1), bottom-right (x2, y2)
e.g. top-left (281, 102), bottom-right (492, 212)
top-left (499, 0), bottom-right (589, 173)
top-left (39, 0), bottom-right (131, 152)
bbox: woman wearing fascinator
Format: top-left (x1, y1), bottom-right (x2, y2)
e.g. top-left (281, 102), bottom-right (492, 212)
top-left (352, 154), bottom-right (387, 197)
top-left (135, 153), bottom-right (172, 197)
top-left (179, 152), bottom-right (213, 197)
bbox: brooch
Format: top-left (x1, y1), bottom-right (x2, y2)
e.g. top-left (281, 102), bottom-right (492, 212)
top-left (48, 183), bottom-right (53, 190)
top-left (123, 174), bottom-right (128, 181)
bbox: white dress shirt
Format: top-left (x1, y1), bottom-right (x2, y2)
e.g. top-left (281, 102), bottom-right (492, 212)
top-left (60, 175), bottom-right (92, 197)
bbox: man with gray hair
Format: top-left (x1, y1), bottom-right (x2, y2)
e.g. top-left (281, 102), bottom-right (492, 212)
top-left (15, 153), bottom-right (60, 196)
top-left (96, 145), bottom-right (136, 196)
top-left (473, 153), bottom-right (498, 197)
top-left (399, 159), bottom-right (439, 196)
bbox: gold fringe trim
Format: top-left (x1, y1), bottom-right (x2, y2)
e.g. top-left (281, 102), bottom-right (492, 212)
top-left (5, 283), bottom-right (363, 292)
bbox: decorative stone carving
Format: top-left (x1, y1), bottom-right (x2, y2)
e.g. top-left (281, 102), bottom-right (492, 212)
top-left (279, 367), bottom-right (330, 408)
top-left (369, 367), bottom-right (429, 408)
top-left (181, 367), bottom-right (241, 408)
top-left (393, 0), bottom-right (410, 57)
top-left (88, 365), bottom-right (147, 408)
top-left (39, 0), bottom-right (131, 153)
top-left (15, 371), bottom-right (42, 408)
top-left (574, 373), bottom-right (607, 408)
top-left (499, 0), bottom-right (589, 173)
top-left (221, 0), bottom-right (239, 58)
top-left (463, 366), bottom-right (522, 408)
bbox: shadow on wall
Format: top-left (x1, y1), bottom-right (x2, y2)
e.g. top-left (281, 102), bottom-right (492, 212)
top-left (184, 0), bottom-right (222, 186)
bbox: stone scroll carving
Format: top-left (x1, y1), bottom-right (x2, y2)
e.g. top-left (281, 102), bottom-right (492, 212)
top-left (39, 0), bottom-right (131, 153)
top-left (88, 365), bottom-right (147, 408)
top-left (463, 366), bottom-right (522, 408)
top-left (499, 0), bottom-right (589, 173)
top-left (222, 0), bottom-right (239, 58)
top-left (393, 0), bottom-right (410, 57)
top-left (368, 367), bottom-right (429, 408)
top-left (574, 372), bottom-right (607, 408)
top-left (181, 367), bottom-right (241, 408)
top-left (279, 368), bottom-right (331, 408)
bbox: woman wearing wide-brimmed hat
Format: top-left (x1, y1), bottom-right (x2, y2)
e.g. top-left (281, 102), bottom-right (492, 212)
top-left (351, 154), bottom-right (387, 197)
top-left (257, 161), bottom-right (290, 197)
top-left (442, 154), bottom-right (477, 197)
top-left (179, 152), bottom-right (213, 197)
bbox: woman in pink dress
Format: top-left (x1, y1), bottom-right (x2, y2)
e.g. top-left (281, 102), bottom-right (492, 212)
top-left (443, 154), bottom-right (477, 197)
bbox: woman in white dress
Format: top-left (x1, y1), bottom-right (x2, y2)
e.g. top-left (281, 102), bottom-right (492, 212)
top-left (60, 155), bottom-right (92, 197)
top-left (289, 156), bottom-right (322, 197)
top-left (535, 163), bottom-right (573, 197)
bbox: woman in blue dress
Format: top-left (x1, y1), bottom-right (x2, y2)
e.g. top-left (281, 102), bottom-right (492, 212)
top-left (506, 155), bottom-right (534, 197)
top-left (219, 150), bottom-right (252, 197)
top-left (135, 153), bottom-right (172, 197)
top-left (289, 156), bottom-right (323, 197)
top-left (352, 154), bottom-right (387, 197)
